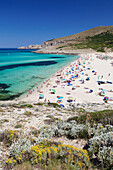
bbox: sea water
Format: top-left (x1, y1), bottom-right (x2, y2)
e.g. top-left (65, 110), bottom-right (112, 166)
top-left (0, 49), bottom-right (79, 100)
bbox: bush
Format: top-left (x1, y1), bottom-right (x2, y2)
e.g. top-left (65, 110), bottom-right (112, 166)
top-left (87, 132), bottom-right (113, 169)
top-left (15, 124), bottom-right (22, 129)
top-left (6, 139), bottom-right (91, 169)
top-left (0, 130), bottom-right (18, 146)
top-left (88, 123), bottom-right (113, 137)
top-left (20, 104), bottom-right (33, 108)
top-left (48, 103), bottom-right (61, 108)
top-left (79, 129), bottom-right (89, 140)
top-left (68, 110), bottom-right (113, 125)
top-left (24, 111), bottom-right (32, 116)
top-left (37, 103), bottom-right (43, 105)
top-left (36, 120), bottom-right (89, 141)
top-left (0, 108), bottom-right (5, 112)
top-left (60, 31), bottom-right (113, 52)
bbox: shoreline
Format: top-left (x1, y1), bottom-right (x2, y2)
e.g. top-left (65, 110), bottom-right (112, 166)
top-left (0, 52), bottom-right (80, 103)
top-left (18, 50), bottom-right (113, 107)
top-left (0, 50), bottom-right (113, 108)
top-left (18, 51), bottom-right (113, 107)
top-left (33, 50), bottom-right (81, 55)
top-left (18, 54), bottom-right (80, 102)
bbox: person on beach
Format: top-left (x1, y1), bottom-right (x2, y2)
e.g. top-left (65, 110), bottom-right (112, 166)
top-left (44, 98), bottom-right (47, 103)
top-left (103, 96), bottom-right (109, 103)
top-left (48, 100), bottom-right (50, 103)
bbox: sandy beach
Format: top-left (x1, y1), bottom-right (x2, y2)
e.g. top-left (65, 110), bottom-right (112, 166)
top-left (19, 52), bottom-right (113, 107)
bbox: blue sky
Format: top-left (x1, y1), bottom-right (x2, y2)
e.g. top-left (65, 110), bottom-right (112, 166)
top-left (0, 0), bottom-right (113, 48)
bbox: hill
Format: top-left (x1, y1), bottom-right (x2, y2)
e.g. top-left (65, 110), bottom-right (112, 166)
top-left (42, 26), bottom-right (113, 52)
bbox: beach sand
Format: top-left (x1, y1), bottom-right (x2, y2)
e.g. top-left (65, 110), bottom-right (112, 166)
top-left (19, 52), bottom-right (113, 107)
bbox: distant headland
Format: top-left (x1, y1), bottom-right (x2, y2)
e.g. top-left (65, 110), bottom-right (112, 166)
top-left (18, 44), bottom-right (42, 49)
top-left (19, 26), bottom-right (113, 53)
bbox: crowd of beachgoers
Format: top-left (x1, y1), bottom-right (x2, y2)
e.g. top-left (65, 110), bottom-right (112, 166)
top-left (19, 52), bottom-right (113, 108)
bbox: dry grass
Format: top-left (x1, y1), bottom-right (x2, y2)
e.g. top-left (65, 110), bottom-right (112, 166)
top-left (47, 26), bottom-right (113, 42)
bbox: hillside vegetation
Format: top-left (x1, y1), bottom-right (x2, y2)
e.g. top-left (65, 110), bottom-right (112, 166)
top-left (58, 31), bottom-right (113, 52)
top-left (43, 26), bottom-right (113, 52)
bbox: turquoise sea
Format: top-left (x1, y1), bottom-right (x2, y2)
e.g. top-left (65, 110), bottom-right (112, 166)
top-left (0, 49), bottom-right (79, 100)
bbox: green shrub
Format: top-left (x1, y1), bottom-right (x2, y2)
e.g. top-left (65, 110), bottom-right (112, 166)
top-left (20, 104), bottom-right (33, 108)
top-left (87, 132), bottom-right (113, 169)
top-left (56, 45), bottom-right (67, 49)
top-left (0, 119), bottom-right (9, 123)
top-left (5, 139), bottom-right (91, 169)
top-left (68, 110), bottom-right (113, 125)
top-left (79, 129), bottom-right (89, 140)
top-left (37, 103), bottom-right (43, 105)
top-left (24, 111), bottom-right (32, 116)
top-left (48, 103), bottom-right (61, 108)
top-left (0, 130), bottom-right (18, 146)
top-left (0, 108), bottom-right (5, 112)
top-left (15, 124), bottom-right (22, 129)
top-left (60, 31), bottom-right (113, 52)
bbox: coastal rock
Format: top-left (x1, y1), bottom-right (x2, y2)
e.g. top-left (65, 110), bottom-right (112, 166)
top-left (28, 44), bottom-right (41, 49)
top-left (18, 46), bottom-right (27, 49)
top-left (18, 44), bottom-right (42, 49)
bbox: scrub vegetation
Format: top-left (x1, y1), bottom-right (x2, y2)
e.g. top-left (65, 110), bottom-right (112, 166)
top-left (0, 104), bottom-right (113, 169)
top-left (57, 31), bottom-right (113, 52)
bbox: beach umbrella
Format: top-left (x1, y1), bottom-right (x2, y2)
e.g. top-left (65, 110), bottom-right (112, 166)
top-left (58, 97), bottom-right (63, 99)
top-left (39, 94), bottom-right (44, 97)
top-left (102, 89), bottom-right (107, 93)
top-left (110, 97), bottom-right (113, 101)
top-left (104, 96), bottom-right (109, 100)
top-left (29, 90), bottom-right (32, 94)
top-left (52, 89), bottom-right (56, 93)
top-left (39, 94), bottom-right (44, 99)
top-left (60, 104), bottom-right (65, 108)
top-left (106, 81), bottom-right (112, 84)
top-left (66, 93), bottom-right (71, 95)
top-left (90, 89), bottom-right (93, 93)
top-left (67, 100), bottom-right (73, 103)
top-left (72, 86), bottom-right (76, 90)
top-left (73, 86), bottom-right (76, 88)
top-left (58, 100), bottom-right (62, 103)
top-left (86, 77), bottom-right (90, 81)
top-left (68, 97), bottom-right (73, 100)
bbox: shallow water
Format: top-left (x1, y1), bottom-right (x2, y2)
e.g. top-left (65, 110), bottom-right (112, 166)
top-left (0, 49), bottom-right (79, 100)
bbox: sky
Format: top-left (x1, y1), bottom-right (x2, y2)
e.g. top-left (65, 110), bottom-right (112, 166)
top-left (0, 0), bottom-right (113, 48)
